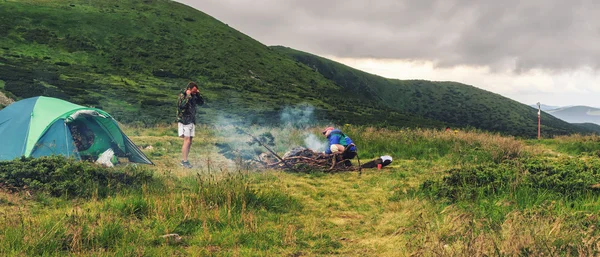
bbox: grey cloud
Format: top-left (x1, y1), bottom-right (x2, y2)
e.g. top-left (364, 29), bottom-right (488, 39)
top-left (176, 0), bottom-right (600, 72)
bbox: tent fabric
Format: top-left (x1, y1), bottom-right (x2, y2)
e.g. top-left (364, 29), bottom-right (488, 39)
top-left (123, 133), bottom-right (153, 165)
top-left (0, 97), bottom-right (37, 160)
top-left (0, 96), bottom-right (153, 165)
top-left (30, 119), bottom-right (80, 159)
top-left (26, 97), bottom-right (85, 155)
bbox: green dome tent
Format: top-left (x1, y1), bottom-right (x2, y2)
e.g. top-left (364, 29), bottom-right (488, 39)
top-left (0, 96), bottom-right (153, 165)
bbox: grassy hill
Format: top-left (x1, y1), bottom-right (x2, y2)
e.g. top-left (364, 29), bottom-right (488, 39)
top-left (572, 122), bottom-right (600, 134)
top-left (0, 0), bottom-right (440, 128)
top-left (0, 0), bottom-right (593, 137)
top-left (272, 46), bottom-right (594, 137)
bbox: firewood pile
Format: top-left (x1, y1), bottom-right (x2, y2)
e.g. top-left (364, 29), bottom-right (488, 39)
top-left (264, 147), bottom-right (357, 173)
top-left (215, 127), bottom-right (358, 173)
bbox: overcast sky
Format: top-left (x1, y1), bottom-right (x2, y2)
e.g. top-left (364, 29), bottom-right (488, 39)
top-left (176, 0), bottom-right (600, 107)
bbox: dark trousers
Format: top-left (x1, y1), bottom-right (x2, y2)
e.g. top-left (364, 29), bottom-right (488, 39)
top-left (360, 157), bottom-right (392, 169)
top-left (340, 151), bottom-right (357, 166)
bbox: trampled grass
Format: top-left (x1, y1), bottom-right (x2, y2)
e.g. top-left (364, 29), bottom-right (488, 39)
top-left (2, 126), bottom-right (600, 256)
top-left (530, 134), bottom-right (600, 157)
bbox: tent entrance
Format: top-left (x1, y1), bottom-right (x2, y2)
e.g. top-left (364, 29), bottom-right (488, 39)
top-left (66, 111), bottom-right (124, 163)
top-left (64, 110), bottom-right (153, 165)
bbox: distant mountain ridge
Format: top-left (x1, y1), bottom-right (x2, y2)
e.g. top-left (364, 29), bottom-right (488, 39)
top-left (547, 106), bottom-right (600, 125)
top-left (530, 104), bottom-right (563, 112)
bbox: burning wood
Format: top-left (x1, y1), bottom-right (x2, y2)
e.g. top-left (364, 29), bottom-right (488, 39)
top-left (215, 128), bottom-right (357, 172)
top-left (267, 147), bottom-right (357, 172)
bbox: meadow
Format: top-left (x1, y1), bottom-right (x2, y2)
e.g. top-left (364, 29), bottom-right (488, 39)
top-left (2, 125), bottom-right (600, 256)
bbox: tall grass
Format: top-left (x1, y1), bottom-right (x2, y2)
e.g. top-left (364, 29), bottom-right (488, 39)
top-left (4, 126), bottom-right (600, 255)
top-left (343, 126), bottom-right (525, 164)
top-left (418, 152), bottom-right (600, 255)
top-left (0, 161), bottom-right (303, 256)
top-left (542, 134), bottom-right (600, 155)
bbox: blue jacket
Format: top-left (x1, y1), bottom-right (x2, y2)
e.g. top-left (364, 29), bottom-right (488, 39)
top-left (325, 129), bottom-right (357, 154)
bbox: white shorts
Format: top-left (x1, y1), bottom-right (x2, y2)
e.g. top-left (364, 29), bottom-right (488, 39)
top-left (178, 123), bottom-right (195, 138)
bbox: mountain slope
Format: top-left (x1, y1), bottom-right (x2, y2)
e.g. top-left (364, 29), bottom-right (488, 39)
top-left (0, 0), bottom-right (593, 137)
top-left (572, 123), bottom-right (600, 134)
top-left (272, 46), bottom-right (593, 137)
top-left (0, 0), bottom-right (443, 127)
top-left (547, 106), bottom-right (600, 125)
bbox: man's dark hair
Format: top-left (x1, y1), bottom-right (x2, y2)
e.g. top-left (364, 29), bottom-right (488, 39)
top-left (186, 81), bottom-right (199, 90)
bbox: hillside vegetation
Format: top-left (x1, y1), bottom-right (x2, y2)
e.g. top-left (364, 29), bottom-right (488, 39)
top-left (3, 125), bottom-right (600, 256)
top-left (0, 0), bottom-right (595, 136)
top-left (273, 46), bottom-right (593, 137)
top-left (0, 0), bottom-right (440, 128)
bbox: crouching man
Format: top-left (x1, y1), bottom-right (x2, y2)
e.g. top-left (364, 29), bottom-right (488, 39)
top-left (322, 127), bottom-right (357, 166)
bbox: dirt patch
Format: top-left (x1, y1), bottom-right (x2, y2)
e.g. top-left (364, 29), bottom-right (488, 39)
top-left (0, 91), bottom-right (13, 106)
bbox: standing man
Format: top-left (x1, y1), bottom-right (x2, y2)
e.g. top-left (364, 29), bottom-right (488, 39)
top-left (322, 127), bottom-right (357, 166)
top-left (177, 82), bottom-right (204, 168)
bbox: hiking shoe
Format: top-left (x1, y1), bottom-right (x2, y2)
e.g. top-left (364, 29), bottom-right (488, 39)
top-left (180, 160), bottom-right (193, 168)
top-left (343, 160), bottom-right (353, 167)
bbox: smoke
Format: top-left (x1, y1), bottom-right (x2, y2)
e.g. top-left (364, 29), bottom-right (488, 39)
top-left (304, 133), bottom-right (328, 152)
top-left (209, 103), bottom-right (330, 171)
top-left (280, 104), bottom-right (316, 128)
top-left (279, 103), bottom-right (329, 152)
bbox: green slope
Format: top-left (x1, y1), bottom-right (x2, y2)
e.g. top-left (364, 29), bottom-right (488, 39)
top-left (572, 123), bottom-right (600, 134)
top-left (272, 46), bottom-right (593, 137)
top-left (0, 0), bottom-right (442, 128)
top-left (0, 0), bottom-right (592, 137)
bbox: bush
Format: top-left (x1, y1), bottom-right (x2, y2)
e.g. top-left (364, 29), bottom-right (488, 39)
top-left (422, 157), bottom-right (600, 202)
top-left (4, 81), bottom-right (45, 98)
top-left (421, 163), bottom-right (517, 201)
top-left (524, 157), bottom-right (600, 196)
top-left (0, 156), bottom-right (154, 198)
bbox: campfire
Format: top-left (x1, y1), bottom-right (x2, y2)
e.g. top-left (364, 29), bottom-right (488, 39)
top-left (266, 147), bottom-right (357, 172)
top-left (215, 128), bottom-right (358, 173)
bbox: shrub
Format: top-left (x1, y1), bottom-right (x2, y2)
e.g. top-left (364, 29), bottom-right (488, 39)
top-left (422, 157), bottom-right (600, 202)
top-left (524, 157), bottom-right (600, 196)
top-left (0, 156), bottom-right (154, 198)
top-left (421, 163), bottom-right (517, 201)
